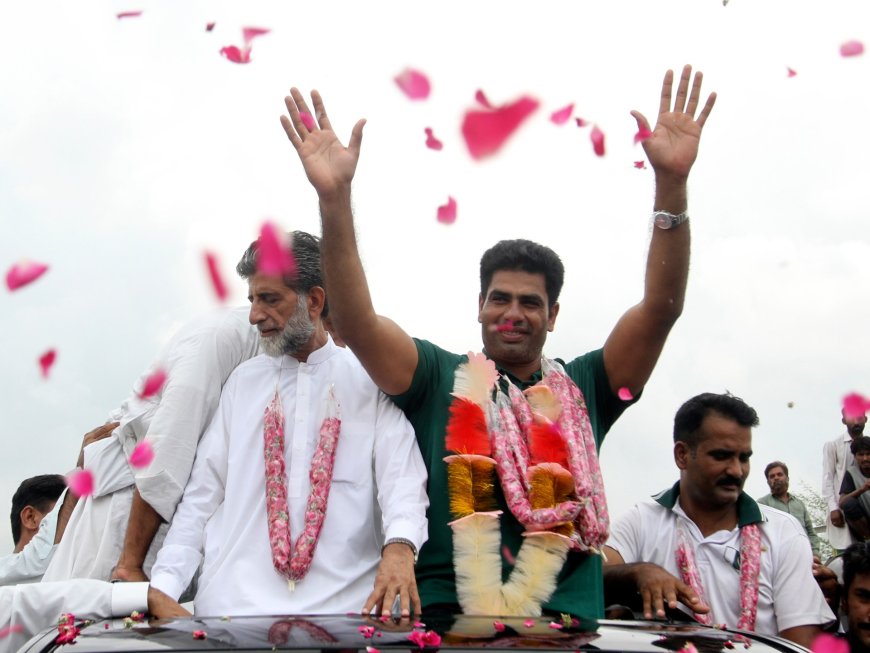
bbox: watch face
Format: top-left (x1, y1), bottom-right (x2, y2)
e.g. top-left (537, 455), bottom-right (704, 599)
top-left (654, 213), bottom-right (673, 229)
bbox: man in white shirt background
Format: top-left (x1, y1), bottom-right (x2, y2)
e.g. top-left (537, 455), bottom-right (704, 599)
top-left (823, 408), bottom-right (868, 553)
top-left (149, 231), bottom-right (428, 618)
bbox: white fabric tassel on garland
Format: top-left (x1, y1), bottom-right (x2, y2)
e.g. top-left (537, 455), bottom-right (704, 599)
top-left (451, 512), bottom-right (505, 614)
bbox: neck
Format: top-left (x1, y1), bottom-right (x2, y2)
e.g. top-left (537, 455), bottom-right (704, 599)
top-left (773, 491), bottom-right (788, 501)
top-left (679, 485), bottom-right (739, 537)
top-left (485, 350), bottom-right (541, 381)
top-left (291, 327), bottom-right (329, 363)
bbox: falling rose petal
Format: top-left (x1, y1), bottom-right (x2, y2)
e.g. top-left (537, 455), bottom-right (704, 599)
top-left (129, 441), bottom-right (155, 469)
top-left (242, 27), bottom-right (270, 44)
top-left (192, 630), bottom-right (207, 640)
top-left (38, 349), bottom-right (57, 378)
top-left (6, 260), bottom-right (49, 291)
top-left (204, 252), bottom-right (228, 302)
top-left (495, 320), bottom-right (515, 333)
top-left (523, 619), bottom-right (535, 628)
top-left (423, 631), bottom-right (442, 647)
top-left (548, 622), bottom-right (563, 630)
top-left (502, 544), bottom-right (516, 565)
top-left (493, 621), bottom-right (505, 632)
top-left (680, 644), bottom-right (699, 653)
top-left (424, 127), bottom-right (443, 151)
top-left (140, 368), bottom-right (167, 399)
top-left (633, 161), bottom-right (647, 169)
top-left (617, 387), bottom-right (633, 401)
top-left (299, 111), bottom-right (316, 131)
top-left (0, 625), bottom-right (23, 639)
top-left (394, 68), bottom-right (431, 100)
top-left (206, 22), bottom-right (216, 31)
top-left (633, 125), bottom-right (653, 144)
top-left (590, 125), bottom-right (605, 157)
top-left (67, 469), bottom-right (94, 498)
top-left (474, 89), bottom-right (495, 109)
top-left (257, 222), bottom-right (297, 277)
top-left (220, 45), bottom-right (250, 64)
top-left (840, 40), bottom-right (865, 57)
top-left (843, 393), bottom-right (870, 419)
top-left (787, 67), bottom-right (797, 77)
top-left (575, 117), bottom-right (588, 127)
top-left (413, 622), bottom-right (426, 629)
top-left (436, 197), bottom-right (457, 225)
top-left (116, 10), bottom-right (143, 19)
top-left (366, 648), bottom-right (380, 653)
top-left (550, 103), bottom-right (574, 125)
top-left (461, 96), bottom-right (540, 160)
top-left (812, 633), bottom-right (848, 653)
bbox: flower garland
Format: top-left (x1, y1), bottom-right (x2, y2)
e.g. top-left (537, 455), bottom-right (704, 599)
top-left (264, 385), bottom-right (341, 591)
top-left (675, 521), bottom-right (761, 630)
top-left (444, 353), bottom-right (609, 615)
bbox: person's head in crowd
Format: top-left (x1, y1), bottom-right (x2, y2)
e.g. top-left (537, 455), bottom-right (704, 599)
top-left (673, 392), bottom-right (759, 510)
top-left (764, 461), bottom-right (790, 499)
top-left (842, 542), bottom-right (870, 652)
top-left (851, 437), bottom-right (870, 478)
top-left (236, 231), bottom-right (328, 360)
top-left (844, 408), bottom-right (868, 440)
top-left (10, 474), bottom-right (66, 552)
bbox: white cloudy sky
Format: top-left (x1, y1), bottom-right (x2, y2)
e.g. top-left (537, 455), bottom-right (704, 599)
top-left (1, 0), bottom-right (868, 555)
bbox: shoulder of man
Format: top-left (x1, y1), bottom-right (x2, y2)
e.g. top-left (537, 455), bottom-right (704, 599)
top-left (758, 504), bottom-right (807, 539)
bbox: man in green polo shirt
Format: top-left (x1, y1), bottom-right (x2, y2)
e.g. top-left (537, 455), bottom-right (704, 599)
top-left (757, 460), bottom-right (821, 556)
top-left (277, 65), bottom-right (716, 619)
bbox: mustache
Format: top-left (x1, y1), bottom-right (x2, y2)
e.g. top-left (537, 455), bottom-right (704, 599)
top-left (716, 476), bottom-right (743, 487)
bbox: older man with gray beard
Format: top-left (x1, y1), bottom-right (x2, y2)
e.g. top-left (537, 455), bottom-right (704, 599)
top-left (148, 231), bottom-right (428, 618)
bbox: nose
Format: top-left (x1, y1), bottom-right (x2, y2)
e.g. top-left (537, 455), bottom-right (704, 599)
top-left (504, 299), bottom-right (524, 321)
top-left (249, 302), bottom-right (264, 325)
top-left (726, 457), bottom-right (745, 480)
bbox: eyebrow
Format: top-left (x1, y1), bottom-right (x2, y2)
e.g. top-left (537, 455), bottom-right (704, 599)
top-left (488, 289), bottom-right (545, 303)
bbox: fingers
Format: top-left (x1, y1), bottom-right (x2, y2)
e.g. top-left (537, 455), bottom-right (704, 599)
top-left (348, 119), bottom-right (366, 158)
top-left (658, 69), bottom-right (674, 116)
top-left (310, 90), bottom-right (332, 132)
top-left (361, 588), bottom-right (380, 616)
top-left (672, 64), bottom-right (691, 113)
top-left (685, 71), bottom-right (703, 116)
top-left (84, 422), bottom-right (119, 445)
top-left (630, 110), bottom-right (651, 135)
top-left (410, 582), bottom-right (421, 617)
top-left (640, 586), bottom-right (665, 619)
top-left (676, 580), bottom-right (709, 613)
top-left (696, 92), bottom-right (717, 128)
top-left (279, 114), bottom-right (302, 150)
top-left (290, 87), bottom-right (314, 134)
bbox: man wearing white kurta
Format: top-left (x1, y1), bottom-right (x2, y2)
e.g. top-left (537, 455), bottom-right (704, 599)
top-left (149, 231), bottom-right (428, 617)
top-left (43, 306), bottom-right (259, 582)
top-left (823, 409), bottom-right (868, 552)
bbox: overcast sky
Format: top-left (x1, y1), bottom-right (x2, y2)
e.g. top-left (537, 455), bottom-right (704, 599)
top-left (1, 0), bottom-right (868, 555)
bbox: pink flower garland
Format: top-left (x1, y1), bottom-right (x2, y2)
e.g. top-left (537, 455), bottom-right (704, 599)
top-left (264, 387), bottom-right (341, 588)
top-left (675, 522), bottom-right (761, 631)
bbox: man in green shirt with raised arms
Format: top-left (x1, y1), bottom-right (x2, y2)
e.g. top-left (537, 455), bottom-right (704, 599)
top-left (278, 65), bottom-right (716, 620)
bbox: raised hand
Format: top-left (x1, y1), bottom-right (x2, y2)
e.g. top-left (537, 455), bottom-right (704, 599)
top-left (632, 65), bottom-right (716, 179)
top-left (280, 88), bottom-right (365, 199)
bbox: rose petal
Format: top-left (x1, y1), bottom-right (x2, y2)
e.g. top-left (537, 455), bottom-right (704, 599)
top-left (39, 349), bottom-right (57, 379)
top-left (140, 368), bottom-right (167, 399)
top-left (204, 252), bottom-right (228, 302)
top-left (206, 22), bottom-right (216, 31)
top-left (436, 197), bottom-right (457, 225)
top-left (495, 320), bottom-right (514, 333)
top-left (787, 67), bottom-right (797, 77)
top-left (502, 544), bottom-right (516, 565)
top-left (413, 622), bottom-right (426, 629)
top-left (840, 40), bottom-right (864, 57)
top-left (423, 631), bottom-right (442, 647)
top-left (681, 644), bottom-right (699, 653)
top-left (633, 125), bottom-right (652, 144)
top-left (424, 127), bottom-right (443, 151)
top-left (6, 260), bottom-right (49, 291)
top-left (257, 222), bottom-right (297, 277)
top-left (129, 441), bottom-right (155, 469)
top-left (299, 111), bottom-right (316, 131)
top-left (575, 117), bottom-right (588, 127)
top-left (548, 622), bottom-right (563, 630)
top-left (474, 89), bottom-right (494, 109)
top-left (590, 125), bottom-right (605, 157)
top-left (493, 621), bottom-right (505, 632)
top-left (617, 387), bottom-right (633, 401)
top-left (192, 630), bottom-right (207, 640)
top-left (461, 96), bottom-right (539, 160)
top-left (812, 634), bottom-right (848, 653)
top-left (366, 648), bottom-right (380, 653)
top-left (242, 27), bottom-right (270, 44)
top-left (842, 393), bottom-right (870, 419)
top-left (408, 631), bottom-right (426, 648)
top-left (550, 103), bottom-right (574, 125)
top-left (220, 45), bottom-right (250, 64)
top-left (116, 10), bottom-right (142, 19)
top-left (67, 469), bottom-right (94, 498)
top-left (0, 625), bottom-right (23, 639)
top-left (633, 160), bottom-right (647, 169)
top-left (523, 619), bottom-right (535, 628)
top-left (394, 68), bottom-right (431, 100)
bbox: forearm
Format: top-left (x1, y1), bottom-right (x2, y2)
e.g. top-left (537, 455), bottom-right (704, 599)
top-left (840, 489), bottom-right (866, 508)
top-left (116, 489), bottom-right (164, 571)
top-left (645, 173), bottom-right (690, 320)
top-left (54, 491), bottom-right (78, 544)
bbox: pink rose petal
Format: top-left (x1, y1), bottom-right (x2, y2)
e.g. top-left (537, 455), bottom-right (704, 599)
top-left (617, 387), bottom-right (633, 401)
top-left (461, 95), bottom-right (539, 160)
top-left (840, 40), bottom-right (864, 57)
top-left (475, 89), bottom-right (494, 109)
top-left (206, 22), bottom-right (216, 32)
top-left (242, 27), bottom-right (270, 44)
top-left (548, 622), bottom-right (563, 630)
top-left (366, 648), bottom-right (380, 653)
top-left (394, 68), bottom-right (431, 100)
top-left (116, 10), bottom-right (142, 19)
top-left (680, 644), bottom-right (699, 653)
top-left (633, 125), bottom-right (653, 144)
top-left (812, 634), bottom-right (848, 653)
top-left (408, 631), bottom-right (425, 648)
top-left (129, 441), bottom-right (154, 469)
top-left (550, 103), bottom-right (574, 125)
top-left (501, 544), bottom-right (516, 565)
top-left (220, 45), bottom-right (250, 64)
top-left (299, 111), bottom-right (316, 131)
top-left (436, 197), bottom-right (457, 225)
top-left (358, 626), bottom-right (376, 639)
top-left (257, 222), bottom-right (297, 277)
top-left (495, 320), bottom-right (514, 333)
top-left (424, 127), bottom-right (443, 151)
top-left (192, 630), bottom-right (207, 640)
top-left (633, 160), bottom-right (647, 169)
top-left (6, 260), bottom-right (49, 291)
top-left (0, 625), bottom-right (23, 639)
top-left (204, 252), bottom-right (228, 302)
top-left (39, 349), bottom-right (57, 379)
top-left (67, 469), bottom-right (94, 498)
top-left (842, 393), bottom-right (870, 419)
top-left (493, 621), bottom-right (505, 632)
top-left (590, 125), bottom-right (605, 157)
top-left (423, 631), bottom-right (441, 647)
top-left (140, 368), bottom-right (167, 399)
top-left (413, 622), bottom-right (426, 629)
top-left (787, 67), bottom-right (797, 77)
top-left (575, 117), bottom-right (588, 127)
top-left (523, 619), bottom-right (535, 628)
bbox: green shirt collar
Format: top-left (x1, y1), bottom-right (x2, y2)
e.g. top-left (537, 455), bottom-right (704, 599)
top-left (653, 481), bottom-right (764, 527)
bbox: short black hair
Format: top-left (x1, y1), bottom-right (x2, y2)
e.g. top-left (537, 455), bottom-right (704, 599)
top-left (236, 230), bottom-right (327, 317)
top-left (10, 474), bottom-right (66, 545)
top-left (479, 239), bottom-right (564, 308)
top-left (843, 542), bottom-right (870, 593)
top-left (851, 436), bottom-right (870, 456)
top-left (764, 461), bottom-right (788, 478)
top-left (673, 392), bottom-right (759, 449)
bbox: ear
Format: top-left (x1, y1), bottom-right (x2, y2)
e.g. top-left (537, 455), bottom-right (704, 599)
top-left (674, 442), bottom-right (690, 471)
top-left (19, 505), bottom-right (41, 531)
top-left (307, 286), bottom-right (327, 320)
top-left (478, 293), bottom-right (485, 323)
top-left (547, 301), bottom-right (560, 332)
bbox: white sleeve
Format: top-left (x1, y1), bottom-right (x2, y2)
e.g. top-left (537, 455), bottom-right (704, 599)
top-left (606, 505), bottom-right (645, 563)
top-left (373, 392), bottom-right (429, 552)
top-left (0, 580), bottom-right (147, 653)
top-left (821, 440), bottom-right (839, 512)
top-left (0, 495), bottom-right (62, 586)
top-left (148, 375), bottom-right (235, 600)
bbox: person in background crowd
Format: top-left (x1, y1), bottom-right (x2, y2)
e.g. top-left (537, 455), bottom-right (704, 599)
top-left (757, 460), bottom-right (821, 556)
top-left (824, 408), bottom-right (868, 552)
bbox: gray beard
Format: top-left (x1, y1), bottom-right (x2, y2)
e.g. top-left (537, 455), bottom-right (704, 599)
top-left (260, 295), bottom-right (316, 358)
